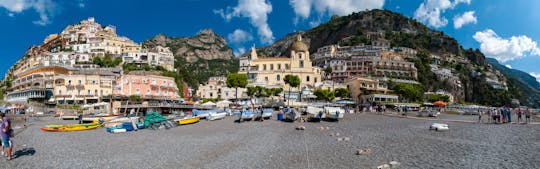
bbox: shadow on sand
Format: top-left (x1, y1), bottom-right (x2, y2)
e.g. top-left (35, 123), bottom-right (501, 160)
top-left (12, 147), bottom-right (36, 159)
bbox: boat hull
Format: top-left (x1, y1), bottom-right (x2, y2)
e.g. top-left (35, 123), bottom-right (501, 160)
top-left (178, 117), bottom-right (200, 125)
top-left (41, 124), bottom-right (102, 132)
top-left (208, 112), bottom-right (227, 121)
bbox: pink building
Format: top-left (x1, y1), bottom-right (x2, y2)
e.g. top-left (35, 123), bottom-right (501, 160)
top-left (116, 74), bottom-right (180, 100)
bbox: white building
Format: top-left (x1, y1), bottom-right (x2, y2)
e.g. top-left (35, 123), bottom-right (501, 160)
top-left (196, 76), bottom-right (247, 100)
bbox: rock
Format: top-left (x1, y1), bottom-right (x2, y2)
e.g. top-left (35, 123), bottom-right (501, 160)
top-left (389, 161), bottom-right (400, 167)
top-left (335, 133), bottom-right (340, 136)
top-left (329, 133), bottom-right (334, 137)
top-left (295, 126), bottom-right (305, 130)
top-left (337, 138), bottom-right (343, 141)
top-left (355, 149), bottom-right (372, 155)
top-left (326, 127), bottom-right (330, 130)
top-left (344, 137), bottom-right (350, 141)
top-left (377, 164), bottom-right (391, 169)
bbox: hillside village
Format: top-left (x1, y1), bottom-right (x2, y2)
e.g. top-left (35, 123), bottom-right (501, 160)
top-left (0, 14), bottom-right (526, 113)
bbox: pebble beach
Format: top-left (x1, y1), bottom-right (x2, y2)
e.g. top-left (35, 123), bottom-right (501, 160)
top-left (2, 113), bottom-right (540, 169)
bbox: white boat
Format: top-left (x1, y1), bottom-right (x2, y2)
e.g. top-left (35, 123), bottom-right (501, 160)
top-left (324, 107), bottom-right (345, 120)
top-left (208, 112), bottom-right (227, 121)
top-left (430, 123), bottom-right (449, 131)
top-left (306, 106), bottom-right (325, 121)
top-left (240, 110), bottom-right (255, 120)
top-left (284, 108), bottom-right (300, 121)
top-left (261, 108), bottom-right (273, 119)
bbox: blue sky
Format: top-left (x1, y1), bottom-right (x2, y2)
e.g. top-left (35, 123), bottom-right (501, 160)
top-left (1, 0), bottom-right (539, 81)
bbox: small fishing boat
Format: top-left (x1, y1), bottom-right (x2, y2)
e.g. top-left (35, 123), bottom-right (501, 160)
top-left (177, 116), bottom-right (200, 125)
top-left (41, 123), bottom-right (102, 132)
top-left (193, 109), bottom-right (222, 119)
top-left (306, 106), bottom-right (325, 122)
top-left (261, 108), bottom-right (274, 119)
top-left (324, 107), bottom-right (345, 120)
top-left (61, 115), bottom-right (78, 120)
top-left (208, 112), bottom-right (227, 121)
top-left (240, 110), bottom-right (254, 121)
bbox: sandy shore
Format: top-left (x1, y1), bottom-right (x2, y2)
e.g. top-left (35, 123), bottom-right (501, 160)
top-left (2, 113), bottom-right (540, 169)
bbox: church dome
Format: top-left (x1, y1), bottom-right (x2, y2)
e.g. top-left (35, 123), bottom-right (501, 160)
top-left (290, 35), bottom-right (308, 52)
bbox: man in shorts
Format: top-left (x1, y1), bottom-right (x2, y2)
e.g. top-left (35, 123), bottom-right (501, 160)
top-left (1, 113), bottom-right (13, 160)
top-left (525, 108), bottom-right (531, 124)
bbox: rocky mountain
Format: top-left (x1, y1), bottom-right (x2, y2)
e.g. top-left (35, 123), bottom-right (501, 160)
top-left (143, 29), bottom-right (234, 62)
top-left (486, 58), bottom-right (540, 106)
top-left (250, 9), bottom-right (535, 107)
top-left (143, 29), bottom-right (238, 89)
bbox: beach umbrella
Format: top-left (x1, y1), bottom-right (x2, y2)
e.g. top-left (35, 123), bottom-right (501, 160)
top-left (433, 101), bottom-right (446, 106)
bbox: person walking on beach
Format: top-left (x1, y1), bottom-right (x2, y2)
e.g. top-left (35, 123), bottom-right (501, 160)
top-left (1, 113), bottom-right (13, 160)
top-left (525, 108), bottom-right (531, 124)
top-left (517, 108), bottom-right (523, 124)
top-left (478, 109), bottom-right (482, 123)
top-left (493, 109), bottom-right (499, 124)
top-left (508, 108), bottom-right (513, 123)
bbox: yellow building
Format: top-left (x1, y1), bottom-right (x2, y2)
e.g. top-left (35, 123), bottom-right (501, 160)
top-left (239, 35), bottom-right (322, 90)
top-left (53, 69), bottom-right (119, 105)
top-left (346, 77), bottom-right (390, 99)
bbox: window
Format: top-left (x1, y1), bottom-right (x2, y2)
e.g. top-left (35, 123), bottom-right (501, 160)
top-left (278, 64), bottom-right (281, 70)
top-left (78, 90), bottom-right (81, 95)
top-left (146, 89), bottom-right (150, 95)
top-left (314, 77), bottom-right (317, 83)
top-left (68, 80), bottom-right (72, 85)
top-left (276, 75), bottom-right (281, 81)
top-left (78, 80), bottom-right (82, 85)
top-left (306, 76), bottom-right (310, 82)
top-left (101, 90), bottom-right (103, 96)
top-left (210, 92), bottom-right (213, 97)
top-left (92, 80), bottom-right (96, 84)
top-left (299, 60), bottom-right (304, 68)
top-left (136, 88), bottom-right (140, 94)
top-left (263, 64), bottom-right (267, 71)
top-left (87, 90), bottom-right (91, 95)
top-left (265, 76), bottom-right (268, 81)
top-left (270, 64), bottom-right (274, 70)
top-left (95, 90), bottom-right (98, 96)
top-left (285, 64), bottom-right (290, 70)
top-left (58, 90), bottom-right (62, 95)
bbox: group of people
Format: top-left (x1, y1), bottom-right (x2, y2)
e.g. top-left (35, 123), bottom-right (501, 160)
top-left (479, 107), bottom-right (532, 124)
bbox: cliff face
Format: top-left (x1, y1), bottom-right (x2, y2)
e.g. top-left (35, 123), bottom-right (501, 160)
top-left (143, 29), bottom-right (238, 89)
top-left (143, 29), bottom-right (234, 62)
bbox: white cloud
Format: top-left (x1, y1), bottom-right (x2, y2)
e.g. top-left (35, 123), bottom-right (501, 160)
top-left (414, 0), bottom-right (471, 28)
top-left (505, 64), bottom-right (512, 69)
top-left (227, 29), bottom-right (253, 44)
top-left (233, 47), bottom-right (247, 57)
top-left (529, 72), bottom-right (540, 83)
top-left (0, 0), bottom-right (58, 25)
top-left (289, 0), bottom-right (384, 24)
top-left (453, 11), bottom-right (477, 29)
top-left (215, 0), bottom-right (274, 45)
top-left (473, 29), bottom-right (540, 62)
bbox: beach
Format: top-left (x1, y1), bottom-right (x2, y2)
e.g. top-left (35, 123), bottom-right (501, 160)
top-left (2, 113), bottom-right (540, 169)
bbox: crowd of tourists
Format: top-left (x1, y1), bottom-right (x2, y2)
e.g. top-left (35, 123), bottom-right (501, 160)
top-left (478, 107), bottom-right (533, 124)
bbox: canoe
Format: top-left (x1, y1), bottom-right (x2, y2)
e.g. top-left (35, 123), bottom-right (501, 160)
top-left (82, 116), bottom-right (120, 123)
top-left (41, 123), bottom-right (102, 132)
top-left (208, 112), bottom-right (227, 121)
top-left (177, 116), bottom-right (200, 125)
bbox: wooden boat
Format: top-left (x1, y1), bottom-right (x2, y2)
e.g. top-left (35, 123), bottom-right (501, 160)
top-left (177, 116), bottom-right (200, 125)
top-left (41, 123), bottom-right (102, 132)
top-left (208, 112), bottom-right (227, 121)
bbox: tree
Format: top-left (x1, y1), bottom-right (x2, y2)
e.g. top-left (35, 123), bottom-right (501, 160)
top-left (391, 83), bottom-right (424, 102)
top-left (226, 73), bottom-right (248, 103)
top-left (314, 89), bottom-right (335, 102)
top-left (323, 66), bottom-right (333, 80)
top-left (93, 56), bottom-right (102, 66)
top-left (334, 88), bottom-right (350, 98)
top-left (426, 94), bottom-right (450, 102)
top-left (284, 75), bottom-right (300, 106)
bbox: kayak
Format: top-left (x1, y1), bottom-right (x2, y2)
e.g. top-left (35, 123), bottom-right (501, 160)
top-left (177, 116), bottom-right (200, 125)
top-left (41, 123), bottom-right (102, 132)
